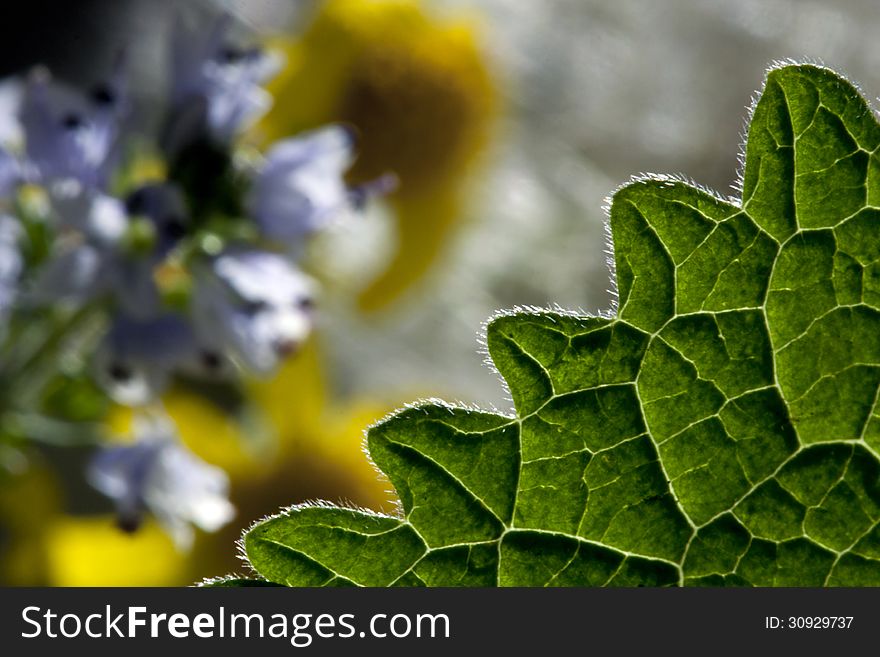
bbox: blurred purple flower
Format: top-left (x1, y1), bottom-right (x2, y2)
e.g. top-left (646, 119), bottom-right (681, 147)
top-left (165, 13), bottom-right (281, 152)
top-left (192, 249), bottom-right (315, 373)
top-left (94, 313), bottom-right (200, 405)
top-left (51, 184), bottom-right (128, 244)
top-left (31, 188), bottom-right (162, 318)
top-left (0, 7), bottom-right (381, 549)
top-left (19, 62), bottom-right (127, 189)
top-left (88, 413), bottom-right (235, 549)
top-left (33, 181), bottom-right (193, 316)
top-left (246, 126), bottom-right (355, 249)
top-left (0, 147), bottom-right (21, 197)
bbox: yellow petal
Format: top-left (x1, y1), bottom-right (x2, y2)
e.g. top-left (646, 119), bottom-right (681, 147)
top-left (45, 516), bottom-right (185, 586)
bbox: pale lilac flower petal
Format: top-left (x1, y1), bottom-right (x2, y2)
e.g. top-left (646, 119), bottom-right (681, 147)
top-left (146, 438), bottom-right (235, 546)
top-left (32, 189), bottom-right (162, 317)
top-left (20, 69), bottom-right (125, 189)
top-left (246, 126), bottom-right (355, 247)
top-left (168, 13), bottom-right (281, 148)
top-left (88, 438), bottom-right (161, 530)
top-left (95, 314), bottom-right (200, 404)
top-left (192, 249), bottom-right (315, 373)
top-left (50, 183), bottom-right (128, 245)
top-left (201, 54), bottom-right (278, 142)
top-left (0, 147), bottom-right (21, 197)
top-left (88, 414), bottom-right (234, 548)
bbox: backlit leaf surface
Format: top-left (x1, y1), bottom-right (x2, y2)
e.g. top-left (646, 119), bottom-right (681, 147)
top-left (239, 64), bottom-right (880, 586)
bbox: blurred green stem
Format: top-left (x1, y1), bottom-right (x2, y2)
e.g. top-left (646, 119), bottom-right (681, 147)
top-left (3, 304), bottom-right (103, 406)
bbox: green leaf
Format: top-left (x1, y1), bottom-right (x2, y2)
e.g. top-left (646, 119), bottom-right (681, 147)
top-left (239, 64), bottom-right (880, 586)
top-left (197, 576), bottom-right (282, 587)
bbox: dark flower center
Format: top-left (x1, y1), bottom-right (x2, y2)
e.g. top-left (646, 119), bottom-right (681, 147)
top-left (108, 363), bottom-right (132, 381)
top-left (62, 113), bottom-right (84, 130)
top-left (201, 351), bottom-right (222, 371)
top-left (116, 511), bottom-right (143, 534)
top-left (91, 83), bottom-right (117, 106)
top-left (163, 215), bottom-right (187, 240)
top-left (242, 299), bottom-right (269, 314)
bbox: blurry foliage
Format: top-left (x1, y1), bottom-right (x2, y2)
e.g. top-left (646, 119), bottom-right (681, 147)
top-left (0, 462), bottom-right (59, 585)
top-left (1, 338), bottom-right (400, 585)
top-left (260, 0), bottom-right (497, 311)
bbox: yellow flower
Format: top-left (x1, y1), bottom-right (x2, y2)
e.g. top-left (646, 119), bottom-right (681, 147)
top-left (259, 0), bottom-right (498, 310)
top-left (45, 517), bottom-right (184, 586)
